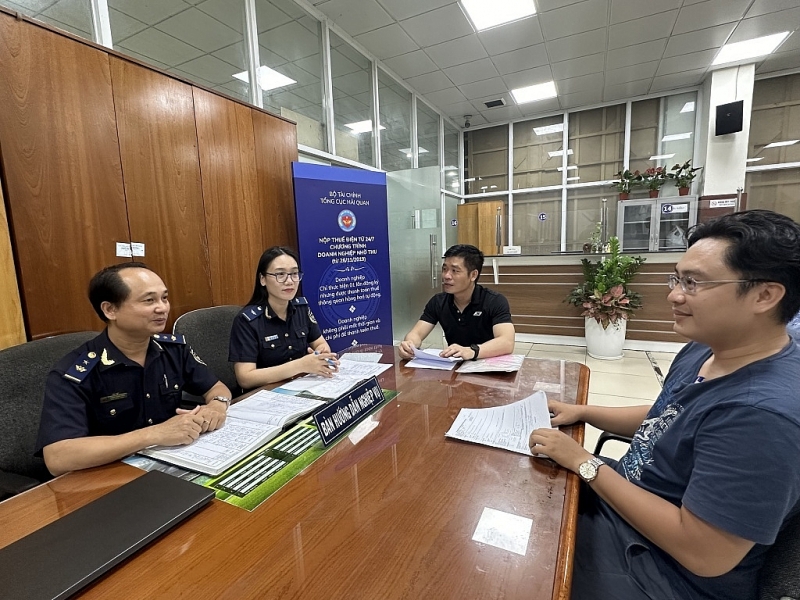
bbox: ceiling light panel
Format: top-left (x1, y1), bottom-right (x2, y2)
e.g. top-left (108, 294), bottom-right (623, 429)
top-left (233, 66), bottom-right (296, 92)
top-left (461, 0), bottom-right (536, 32)
top-left (511, 81), bottom-right (558, 104)
top-left (712, 32), bottom-right (790, 66)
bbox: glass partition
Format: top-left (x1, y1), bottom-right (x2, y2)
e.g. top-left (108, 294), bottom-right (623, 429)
top-left (749, 74), bottom-right (800, 167)
top-left (330, 31), bottom-right (373, 166)
top-left (10, 0), bottom-right (93, 40)
top-left (745, 170), bottom-right (800, 223)
top-left (567, 104), bottom-right (625, 183)
top-left (464, 125), bottom-right (508, 194)
top-left (110, 0), bottom-right (249, 101)
top-left (513, 191), bottom-right (562, 254)
top-left (378, 69), bottom-right (412, 172)
top-left (513, 115), bottom-right (564, 189)
top-left (566, 187), bottom-right (619, 252)
top-left (443, 121), bottom-right (460, 194)
top-left (257, 0), bottom-right (325, 151)
top-left (417, 101), bottom-right (440, 170)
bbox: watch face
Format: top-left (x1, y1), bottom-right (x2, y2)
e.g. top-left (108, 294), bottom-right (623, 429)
top-left (579, 461), bottom-right (598, 481)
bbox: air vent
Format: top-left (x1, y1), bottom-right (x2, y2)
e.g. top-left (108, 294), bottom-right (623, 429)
top-left (484, 98), bottom-right (506, 109)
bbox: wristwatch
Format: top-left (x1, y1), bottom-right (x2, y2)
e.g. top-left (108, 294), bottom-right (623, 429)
top-left (211, 396), bottom-right (231, 409)
top-left (578, 457), bottom-right (605, 483)
top-left (470, 344), bottom-right (480, 361)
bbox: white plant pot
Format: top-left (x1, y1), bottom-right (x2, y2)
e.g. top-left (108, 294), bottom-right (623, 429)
top-left (585, 317), bottom-right (626, 360)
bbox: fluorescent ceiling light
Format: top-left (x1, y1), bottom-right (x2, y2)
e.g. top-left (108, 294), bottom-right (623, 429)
top-left (557, 165), bottom-right (578, 172)
top-left (649, 154), bottom-right (675, 160)
top-left (533, 123), bottom-right (564, 135)
top-left (233, 66), bottom-right (296, 92)
top-left (566, 176), bottom-right (580, 181)
top-left (713, 32), bottom-right (790, 66)
top-left (746, 157), bottom-right (764, 162)
top-left (662, 132), bottom-right (692, 142)
top-left (511, 81), bottom-right (557, 104)
top-left (680, 102), bottom-right (695, 113)
top-left (344, 120), bottom-right (385, 134)
top-left (460, 0), bottom-right (536, 32)
top-left (400, 147), bottom-right (429, 157)
top-left (548, 149), bottom-right (573, 158)
top-left (764, 140), bottom-right (799, 148)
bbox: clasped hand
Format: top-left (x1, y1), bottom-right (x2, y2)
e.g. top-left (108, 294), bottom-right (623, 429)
top-left (528, 400), bottom-right (592, 473)
top-left (153, 403), bottom-right (226, 446)
top-left (301, 347), bottom-right (339, 377)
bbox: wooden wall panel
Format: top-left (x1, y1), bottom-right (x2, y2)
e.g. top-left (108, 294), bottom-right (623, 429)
top-left (252, 109), bottom-right (298, 251)
top-left (109, 57), bottom-right (212, 327)
top-left (194, 88), bottom-right (263, 306)
top-left (0, 14), bottom-right (128, 338)
top-left (0, 179), bottom-right (26, 348)
top-left (478, 261), bottom-right (688, 343)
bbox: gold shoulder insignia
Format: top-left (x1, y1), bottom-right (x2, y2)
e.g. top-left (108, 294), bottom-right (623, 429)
top-left (101, 348), bottom-right (115, 366)
top-left (88, 352), bottom-right (97, 359)
top-left (75, 365), bottom-right (87, 373)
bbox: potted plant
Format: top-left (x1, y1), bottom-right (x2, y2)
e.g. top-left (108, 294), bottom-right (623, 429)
top-left (612, 169), bottom-right (642, 200)
top-left (668, 160), bottom-right (702, 195)
top-left (643, 166), bottom-right (667, 198)
top-left (565, 237), bottom-right (645, 360)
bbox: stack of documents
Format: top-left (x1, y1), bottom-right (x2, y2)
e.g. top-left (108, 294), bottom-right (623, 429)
top-left (405, 348), bottom-right (461, 370)
top-left (456, 354), bottom-right (525, 374)
top-left (275, 360), bottom-right (392, 399)
top-left (445, 391), bottom-right (552, 456)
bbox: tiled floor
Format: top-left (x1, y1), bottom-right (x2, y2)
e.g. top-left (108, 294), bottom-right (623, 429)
top-left (422, 339), bottom-right (678, 461)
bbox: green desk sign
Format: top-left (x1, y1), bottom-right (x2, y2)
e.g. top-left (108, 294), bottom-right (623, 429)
top-left (314, 376), bottom-right (385, 445)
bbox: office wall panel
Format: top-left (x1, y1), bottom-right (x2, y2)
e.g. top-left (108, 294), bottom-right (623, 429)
top-left (0, 180), bottom-right (26, 348)
top-left (194, 88), bottom-right (263, 306)
top-left (251, 110), bottom-right (299, 252)
top-left (0, 14), bottom-right (128, 338)
top-left (110, 57), bottom-right (213, 327)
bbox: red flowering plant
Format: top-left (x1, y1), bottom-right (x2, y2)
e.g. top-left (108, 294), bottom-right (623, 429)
top-left (565, 237), bottom-right (646, 329)
top-left (643, 166), bottom-right (667, 191)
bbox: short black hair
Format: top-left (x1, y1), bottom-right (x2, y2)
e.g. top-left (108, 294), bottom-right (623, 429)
top-left (246, 246), bottom-right (301, 306)
top-left (687, 210), bottom-right (800, 323)
top-left (443, 244), bottom-right (484, 276)
top-left (88, 262), bottom-right (152, 322)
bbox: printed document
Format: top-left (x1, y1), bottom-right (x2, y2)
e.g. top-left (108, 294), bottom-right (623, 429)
top-left (275, 361), bottom-right (392, 398)
top-left (405, 348), bottom-right (461, 370)
top-left (456, 354), bottom-right (525, 374)
top-left (445, 391), bottom-right (552, 456)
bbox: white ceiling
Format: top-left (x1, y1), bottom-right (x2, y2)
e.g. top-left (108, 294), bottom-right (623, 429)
top-left (314, 0), bottom-right (800, 127)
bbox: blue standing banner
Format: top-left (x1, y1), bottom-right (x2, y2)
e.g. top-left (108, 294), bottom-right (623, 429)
top-left (292, 162), bottom-right (393, 352)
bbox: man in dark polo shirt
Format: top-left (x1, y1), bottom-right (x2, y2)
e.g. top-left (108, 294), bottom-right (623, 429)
top-left (398, 244), bottom-right (515, 361)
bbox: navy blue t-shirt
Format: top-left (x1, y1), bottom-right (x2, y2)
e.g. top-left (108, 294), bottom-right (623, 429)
top-left (616, 340), bottom-right (800, 600)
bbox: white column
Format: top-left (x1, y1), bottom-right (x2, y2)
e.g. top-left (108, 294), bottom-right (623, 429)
top-left (700, 65), bottom-right (755, 196)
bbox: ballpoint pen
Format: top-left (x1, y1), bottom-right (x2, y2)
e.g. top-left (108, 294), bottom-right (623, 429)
top-left (314, 349), bottom-right (337, 369)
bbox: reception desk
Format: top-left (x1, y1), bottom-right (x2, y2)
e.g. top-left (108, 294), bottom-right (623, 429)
top-left (0, 347), bottom-right (588, 599)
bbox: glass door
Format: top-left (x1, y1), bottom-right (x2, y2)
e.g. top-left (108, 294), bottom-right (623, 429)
top-left (617, 200), bottom-right (655, 252)
top-left (387, 166), bottom-right (444, 344)
top-left (656, 197), bottom-right (696, 252)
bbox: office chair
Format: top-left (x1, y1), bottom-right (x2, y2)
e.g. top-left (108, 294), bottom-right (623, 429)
top-left (173, 305), bottom-right (240, 398)
top-left (0, 331), bottom-right (97, 500)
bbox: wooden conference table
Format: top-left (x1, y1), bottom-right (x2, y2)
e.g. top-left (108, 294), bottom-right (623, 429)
top-left (0, 346), bottom-right (588, 599)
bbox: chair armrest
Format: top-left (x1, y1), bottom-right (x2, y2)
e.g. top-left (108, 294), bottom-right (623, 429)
top-left (0, 469), bottom-right (41, 500)
top-left (593, 431), bottom-right (633, 455)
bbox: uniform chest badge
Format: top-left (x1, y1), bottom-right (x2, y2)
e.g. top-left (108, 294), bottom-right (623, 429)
top-left (265, 334), bottom-right (279, 342)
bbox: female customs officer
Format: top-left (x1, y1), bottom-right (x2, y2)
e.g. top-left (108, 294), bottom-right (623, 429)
top-left (229, 246), bottom-right (339, 391)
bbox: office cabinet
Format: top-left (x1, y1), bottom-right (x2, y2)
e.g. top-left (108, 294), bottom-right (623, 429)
top-left (617, 196), bottom-right (697, 253)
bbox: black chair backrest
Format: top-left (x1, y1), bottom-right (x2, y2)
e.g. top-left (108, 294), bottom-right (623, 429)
top-left (173, 306), bottom-right (240, 394)
top-left (759, 511), bottom-right (800, 600)
top-left (0, 331), bottom-right (97, 481)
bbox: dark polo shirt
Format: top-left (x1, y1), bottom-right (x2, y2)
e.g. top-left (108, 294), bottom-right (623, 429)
top-left (419, 284), bottom-right (512, 347)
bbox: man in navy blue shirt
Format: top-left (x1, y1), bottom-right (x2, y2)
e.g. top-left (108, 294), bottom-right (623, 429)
top-left (37, 263), bottom-right (232, 476)
top-left (530, 210), bottom-right (800, 600)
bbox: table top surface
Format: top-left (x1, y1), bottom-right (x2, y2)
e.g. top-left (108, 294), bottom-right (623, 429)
top-left (0, 346), bottom-right (588, 600)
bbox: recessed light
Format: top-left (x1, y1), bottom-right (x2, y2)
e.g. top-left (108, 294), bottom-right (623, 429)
top-left (400, 147), bottom-right (429, 157)
top-left (533, 123), bottom-right (564, 135)
top-left (662, 133), bottom-right (692, 142)
top-left (557, 166), bottom-right (578, 172)
top-left (746, 157), bottom-right (764, 162)
top-left (233, 66), bottom-right (296, 92)
top-left (548, 149), bottom-right (573, 158)
top-left (764, 140), bottom-right (798, 148)
top-left (511, 81), bottom-right (558, 104)
top-left (680, 102), bottom-right (695, 113)
top-left (649, 154), bottom-right (676, 160)
top-left (712, 32), bottom-right (790, 66)
top-left (344, 120), bottom-right (385, 134)
top-left (460, 0), bottom-right (536, 32)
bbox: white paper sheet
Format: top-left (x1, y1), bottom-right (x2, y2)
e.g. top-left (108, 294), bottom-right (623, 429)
top-left (472, 507), bottom-right (532, 556)
top-left (273, 362), bottom-right (392, 397)
top-left (444, 391), bottom-right (552, 456)
top-left (227, 390), bottom-right (325, 426)
top-left (340, 352), bottom-right (383, 363)
top-left (406, 347), bottom-right (460, 370)
top-left (456, 354), bottom-right (525, 374)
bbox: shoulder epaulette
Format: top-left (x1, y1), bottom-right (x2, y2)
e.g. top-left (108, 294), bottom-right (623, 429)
top-left (242, 305), bottom-right (264, 322)
top-left (63, 350), bottom-right (101, 384)
top-left (292, 297), bottom-right (309, 306)
top-left (152, 333), bottom-right (186, 344)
